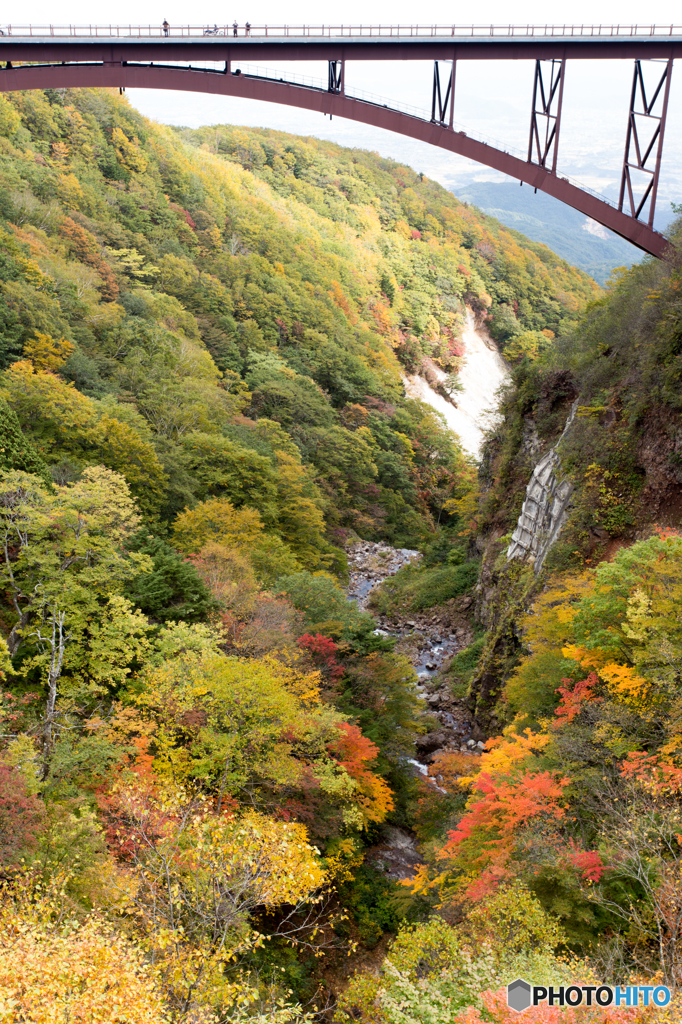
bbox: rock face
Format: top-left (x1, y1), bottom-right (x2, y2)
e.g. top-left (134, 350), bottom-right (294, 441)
top-left (506, 400), bottom-right (579, 572)
top-left (402, 307), bottom-right (509, 459)
top-left (365, 827), bottom-right (424, 881)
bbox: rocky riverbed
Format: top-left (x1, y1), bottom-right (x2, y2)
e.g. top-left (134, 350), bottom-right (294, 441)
top-left (347, 541), bottom-right (485, 764)
top-left (346, 540), bottom-right (484, 883)
top-left (341, 315), bottom-right (502, 897)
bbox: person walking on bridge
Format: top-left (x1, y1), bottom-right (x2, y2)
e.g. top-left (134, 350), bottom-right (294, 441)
top-left (162, 19), bottom-right (170, 35)
top-left (233, 20), bottom-right (238, 36)
top-left (245, 21), bottom-right (251, 35)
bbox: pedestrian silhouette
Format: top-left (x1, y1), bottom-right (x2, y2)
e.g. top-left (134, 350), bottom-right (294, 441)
top-left (245, 21), bottom-right (251, 35)
top-left (162, 19), bottom-right (170, 35)
top-left (233, 21), bottom-right (238, 36)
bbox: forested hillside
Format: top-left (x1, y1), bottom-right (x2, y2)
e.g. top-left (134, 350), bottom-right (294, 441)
top-left (455, 180), bottom-right (639, 285)
top-left (0, 83), bottom-right (648, 1024)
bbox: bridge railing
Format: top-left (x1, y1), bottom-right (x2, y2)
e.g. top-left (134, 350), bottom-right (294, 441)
top-left (1, 24), bottom-right (682, 39)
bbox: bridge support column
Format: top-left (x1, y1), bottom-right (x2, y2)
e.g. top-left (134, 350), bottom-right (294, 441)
top-left (328, 59), bottom-right (344, 94)
top-left (431, 60), bottom-right (454, 127)
top-left (619, 57), bottom-right (673, 229)
top-left (528, 58), bottom-right (565, 174)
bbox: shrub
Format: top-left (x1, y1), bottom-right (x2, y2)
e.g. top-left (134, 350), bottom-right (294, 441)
top-left (371, 561), bottom-right (479, 614)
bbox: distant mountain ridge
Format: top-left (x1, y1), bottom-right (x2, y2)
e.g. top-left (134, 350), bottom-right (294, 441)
top-left (453, 180), bottom-right (644, 284)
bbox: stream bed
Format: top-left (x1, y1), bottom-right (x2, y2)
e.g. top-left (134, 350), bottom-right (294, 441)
top-left (345, 314), bottom-right (503, 878)
top-left (347, 541), bottom-right (484, 761)
top-left (346, 540), bottom-right (484, 880)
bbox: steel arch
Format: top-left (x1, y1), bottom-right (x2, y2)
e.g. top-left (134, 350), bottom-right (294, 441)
top-left (0, 61), bottom-right (671, 258)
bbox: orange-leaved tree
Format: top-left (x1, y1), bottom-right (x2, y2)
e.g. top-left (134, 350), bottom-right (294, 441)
top-left (407, 730), bottom-right (569, 903)
top-left (437, 769), bottom-right (570, 899)
top-left (327, 722), bottom-right (394, 827)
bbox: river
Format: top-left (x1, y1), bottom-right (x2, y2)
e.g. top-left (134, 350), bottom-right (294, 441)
top-left (346, 309), bottom-right (509, 759)
top-left (344, 312), bottom-right (506, 877)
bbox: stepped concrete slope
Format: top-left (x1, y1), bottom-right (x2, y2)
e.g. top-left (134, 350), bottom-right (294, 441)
top-left (507, 400), bottom-right (579, 571)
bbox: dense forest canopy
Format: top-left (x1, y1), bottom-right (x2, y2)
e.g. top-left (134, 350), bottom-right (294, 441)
top-left (0, 86), bottom-right (598, 557)
top-left (4, 83), bottom-right (679, 1023)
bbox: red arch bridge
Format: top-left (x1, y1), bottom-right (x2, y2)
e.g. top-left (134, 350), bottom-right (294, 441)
top-left (0, 24), bottom-right (680, 258)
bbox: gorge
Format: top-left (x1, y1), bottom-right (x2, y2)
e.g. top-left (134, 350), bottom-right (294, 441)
top-left (0, 84), bottom-right (681, 1023)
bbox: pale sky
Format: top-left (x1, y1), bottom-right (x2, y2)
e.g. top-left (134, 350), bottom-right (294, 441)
top-left (10, 0), bottom-right (681, 30)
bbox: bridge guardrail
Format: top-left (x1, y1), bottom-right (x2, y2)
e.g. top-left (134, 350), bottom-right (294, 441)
top-left (1, 24), bottom-right (682, 39)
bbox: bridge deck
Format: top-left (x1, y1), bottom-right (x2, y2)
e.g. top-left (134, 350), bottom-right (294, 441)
top-left (1, 24), bottom-right (682, 38)
top-left (0, 25), bottom-right (681, 61)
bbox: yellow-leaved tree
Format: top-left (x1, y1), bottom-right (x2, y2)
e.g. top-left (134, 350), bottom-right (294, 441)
top-left (22, 331), bottom-right (75, 372)
top-left (0, 885), bottom-right (167, 1024)
top-left (107, 784), bottom-right (329, 1019)
top-left (173, 496), bottom-right (265, 554)
top-left (172, 497), bottom-right (304, 586)
top-left (0, 360), bottom-right (167, 515)
top-left (136, 651), bottom-right (325, 796)
top-left (504, 571), bottom-right (594, 725)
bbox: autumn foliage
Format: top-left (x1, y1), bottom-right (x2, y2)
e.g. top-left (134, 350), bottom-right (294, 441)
top-left (0, 892), bottom-right (166, 1023)
top-left (438, 770), bottom-right (569, 897)
top-left (0, 83), bottom-right (665, 1023)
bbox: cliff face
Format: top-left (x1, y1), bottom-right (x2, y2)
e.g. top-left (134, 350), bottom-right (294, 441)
top-left (467, 232), bottom-right (682, 731)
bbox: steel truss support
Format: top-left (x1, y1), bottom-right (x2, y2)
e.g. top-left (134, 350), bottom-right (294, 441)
top-left (619, 57), bottom-right (673, 228)
top-left (431, 60), bottom-right (455, 128)
top-left (528, 58), bottom-right (565, 173)
top-left (328, 59), bottom-right (343, 94)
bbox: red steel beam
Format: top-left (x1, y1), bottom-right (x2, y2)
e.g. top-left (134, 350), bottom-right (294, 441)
top-left (0, 61), bottom-right (670, 259)
top-left (1, 35), bottom-right (682, 62)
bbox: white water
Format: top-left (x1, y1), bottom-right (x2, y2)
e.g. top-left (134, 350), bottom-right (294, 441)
top-left (403, 308), bottom-right (509, 459)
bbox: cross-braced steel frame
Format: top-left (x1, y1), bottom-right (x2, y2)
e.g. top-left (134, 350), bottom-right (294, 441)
top-left (431, 59), bottom-right (455, 129)
top-left (619, 58), bottom-right (673, 227)
top-left (328, 59), bottom-right (344, 94)
top-left (528, 58), bottom-right (565, 173)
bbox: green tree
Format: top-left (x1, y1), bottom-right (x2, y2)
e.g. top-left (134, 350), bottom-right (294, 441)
top-left (0, 468), bottom-right (151, 772)
top-left (125, 531), bottom-right (218, 623)
top-left (0, 397), bottom-right (50, 482)
top-left (180, 430), bottom-right (278, 515)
